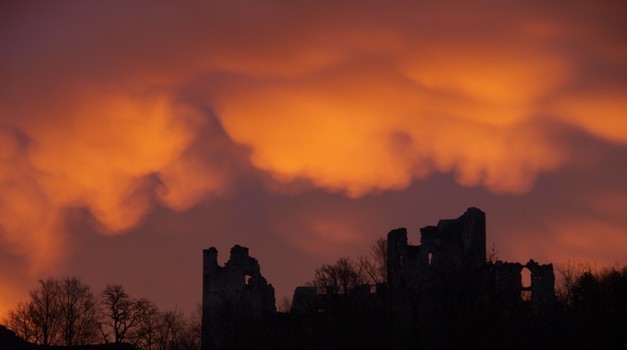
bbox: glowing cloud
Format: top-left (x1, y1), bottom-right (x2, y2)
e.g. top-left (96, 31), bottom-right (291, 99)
top-left (0, 90), bottom-right (220, 272)
top-left (1, 1), bottom-right (626, 316)
top-left (215, 46), bottom-right (570, 195)
top-left (207, 1), bottom-right (624, 197)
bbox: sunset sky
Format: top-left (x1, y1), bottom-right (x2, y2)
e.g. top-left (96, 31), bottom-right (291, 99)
top-left (1, 1), bottom-right (626, 317)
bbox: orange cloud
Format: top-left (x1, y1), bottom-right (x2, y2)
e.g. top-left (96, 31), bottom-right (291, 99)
top-left (552, 90), bottom-right (627, 144)
top-left (0, 90), bottom-right (228, 275)
top-left (1, 0), bottom-right (626, 316)
top-left (207, 1), bottom-right (626, 197)
top-left (215, 52), bottom-right (569, 196)
top-left (23, 92), bottom-right (198, 232)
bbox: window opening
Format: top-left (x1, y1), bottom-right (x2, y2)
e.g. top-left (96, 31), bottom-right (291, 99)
top-left (521, 267), bottom-right (531, 288)
top-left (521, 267), bottom-right (532, 302)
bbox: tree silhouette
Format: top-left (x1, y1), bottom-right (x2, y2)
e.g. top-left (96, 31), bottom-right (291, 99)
top-left (553, 265), bottom-right (627, 348)
top-left (4, 277), bottom-right (98, 347)
top-left (360, 237), bottom-right (387, 285)
top-left (156, 309), bottom-right (186, 350)
top-left (58, 277), bottom-right (98, 346)
top-left (176, 304), bottom-right (202, 350)
top-left (309, 257), bottom-right (366, 296)
top-left (29, 278), bottom-right (61, 346)
top-left (132, 299), bottom-right (160, 350)
top-left (4, 278), bottom-right (201, 350)
top-left (99, 284), bottom-right (133, 343)
top-left (4, 301), bottom-right (39, 344)
top-left (276, 297), bottom-right (292, 313)
top-left (99, 284), bottom-right (157, 345)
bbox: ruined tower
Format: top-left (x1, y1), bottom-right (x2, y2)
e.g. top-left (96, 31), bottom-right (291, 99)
top-left (386, 207), bottom-right (555, 348)
top-left (201, 245), bottom-right (275, 350)
top-left (387, 207), bottom-right (488, 347)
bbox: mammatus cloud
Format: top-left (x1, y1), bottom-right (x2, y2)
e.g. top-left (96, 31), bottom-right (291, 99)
top-left (215, 56), bottom-right (569, 196)
top-left (0, 92), bottom-right (219, 271)
top-left (209, 1), bottom-right (627, 196)
top-left (1, 0), bottom-right (626, 315)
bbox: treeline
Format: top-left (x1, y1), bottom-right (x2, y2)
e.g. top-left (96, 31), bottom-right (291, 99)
top-left (2, 277), bottom-right (199, 350)
top-left (556, 263), bottom-right (627, 348)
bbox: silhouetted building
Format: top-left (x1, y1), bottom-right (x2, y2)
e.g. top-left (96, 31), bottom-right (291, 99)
top-left (201, 245), bottom-right (275, 350)
top-left (201, 208), bottom-right (556, 350)
top-left (386, 208), bottom-right (555, 348)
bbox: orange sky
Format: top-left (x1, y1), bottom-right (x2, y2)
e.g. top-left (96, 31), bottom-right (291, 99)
top-left (1, 1), bottom-right (626, 317)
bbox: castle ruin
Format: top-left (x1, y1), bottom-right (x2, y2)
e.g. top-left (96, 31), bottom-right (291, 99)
top-left (202, 208), bottom-right (556, 349)
top-left (201, 245), bottom-right (275, 350)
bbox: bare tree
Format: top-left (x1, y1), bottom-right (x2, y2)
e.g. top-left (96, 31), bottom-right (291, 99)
top-left (99, 284), bottom-right (148, 344)
top-left (5, 277), bottom-right (97, 347)
top-left (556, 261), bottom-right (593, 308)
top-left (4, 281), bottom-right (58, 346)
top-left (133, 299), bottom-right (160, 350)
top-left (360, 237), bottom-right (388, 284)
top-left (177, 304), bottom-right (202, 350)
top-left (58, 277), bottom-right (98, 346)
top-left (309, 257), bottom-right (367, 295)
top-left (4, 301), bottom-right (39, 343)
top-left (486, 242), bottom-right (499, 263)
top-left (5, 278), bottom-right (167, 349)
top-left (276, 296), bottom-right (292, 313)
top-left (156, 308), bottom-right (187, 350)
top-left (29, 278), bottom-right (62, 346)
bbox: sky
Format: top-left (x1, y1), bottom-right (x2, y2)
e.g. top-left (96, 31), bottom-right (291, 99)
top-left (1, 1), bottom-right (626, 317)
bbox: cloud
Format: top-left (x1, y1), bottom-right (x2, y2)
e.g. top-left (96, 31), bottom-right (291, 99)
top-left (1, 0), bottom-right (626, 316)
top-left (3, 1), bottom-right (625, 205)
top-left (552, 90), bottom-right (627, 144)
top-left (215, 64), bottom-right (569, 195)
top-left (1, 92), bottom-right (199, 267)
top-left (206, 0), bottom-right (625, 197)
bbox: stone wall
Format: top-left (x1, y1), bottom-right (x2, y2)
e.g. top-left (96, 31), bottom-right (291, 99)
top-left (201, 245), bottom-right (275, 350)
